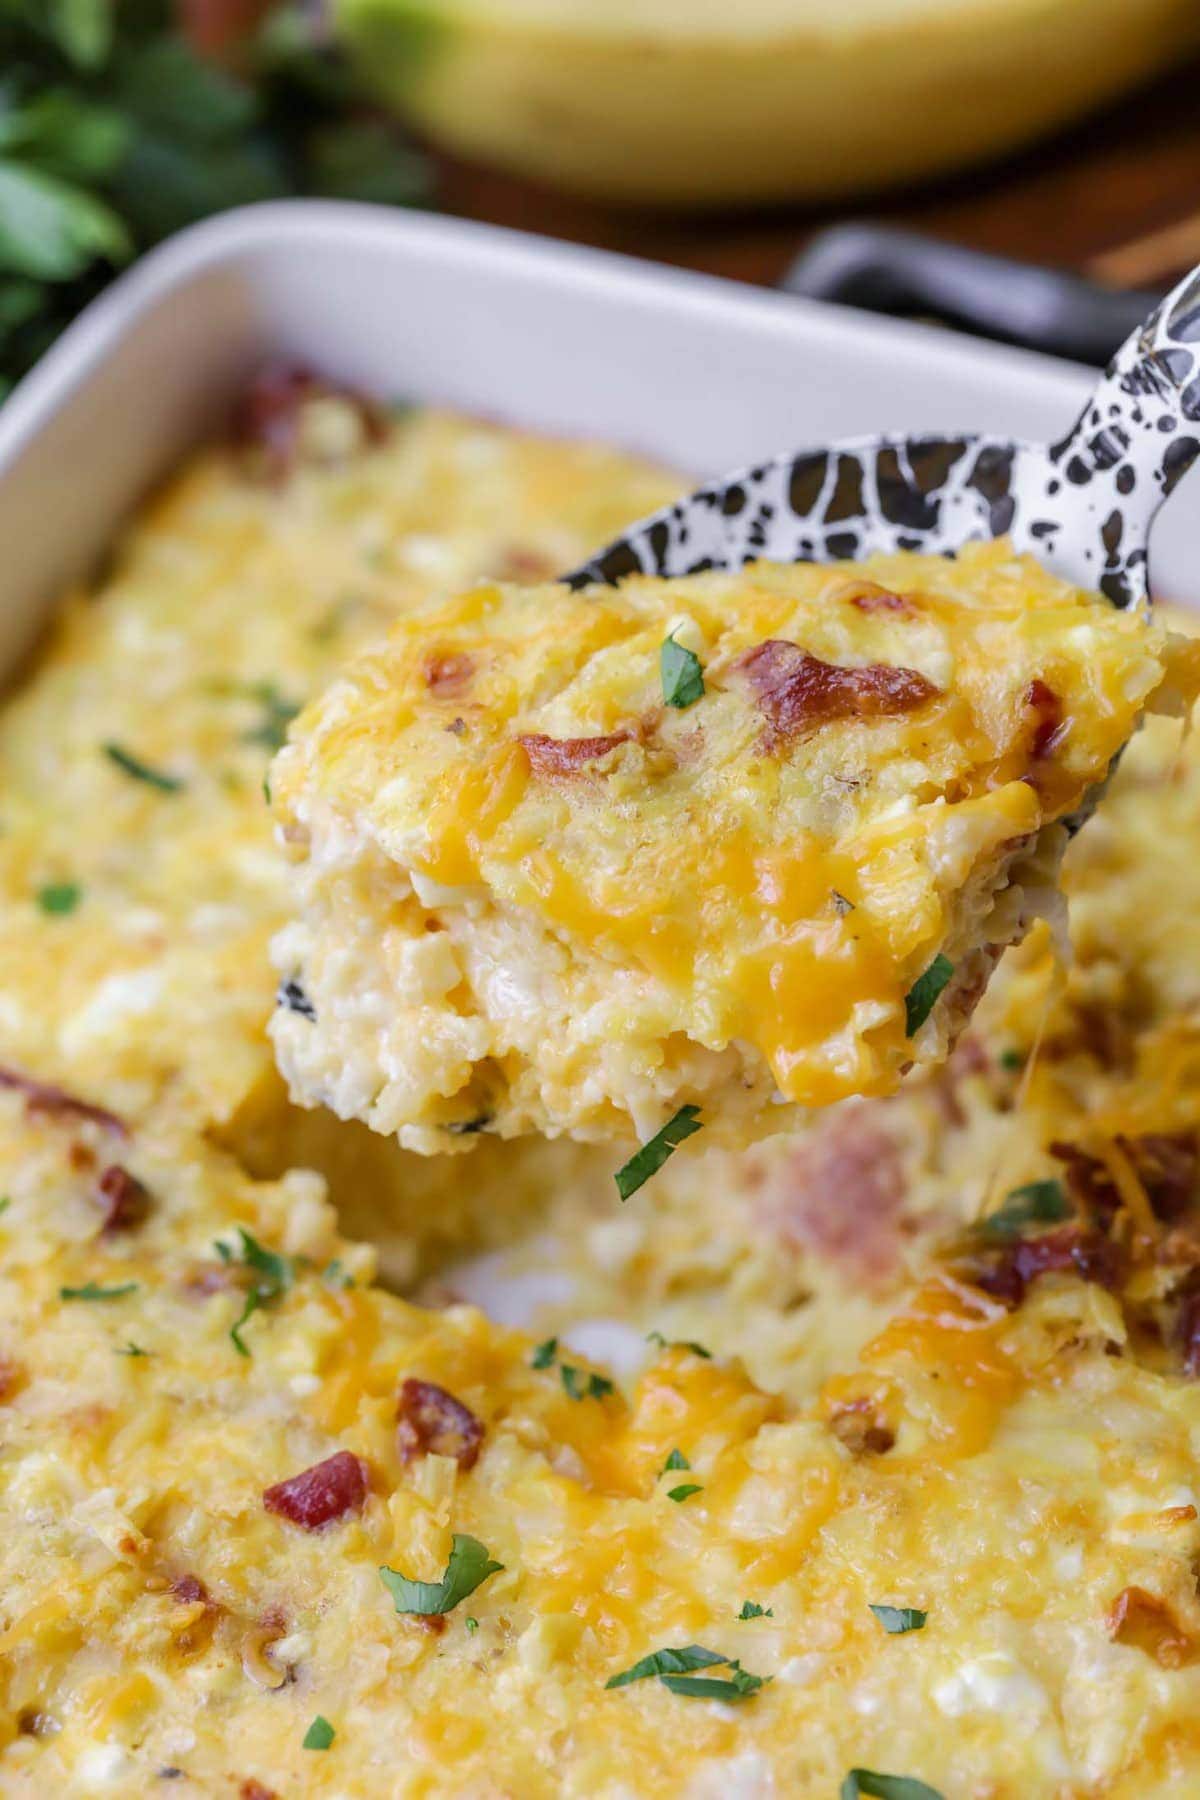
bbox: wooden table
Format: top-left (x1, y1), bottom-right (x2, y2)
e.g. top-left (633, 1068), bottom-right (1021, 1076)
top-left (434, 55), bottom-right (1200, 296)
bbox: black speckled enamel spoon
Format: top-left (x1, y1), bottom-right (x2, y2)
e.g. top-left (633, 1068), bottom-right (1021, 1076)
top-left (568, 263), bottom-right (1200, 612)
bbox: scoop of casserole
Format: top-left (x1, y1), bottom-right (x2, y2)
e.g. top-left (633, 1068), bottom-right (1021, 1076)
top-left (268, 540), bottom-right (1195, 1157)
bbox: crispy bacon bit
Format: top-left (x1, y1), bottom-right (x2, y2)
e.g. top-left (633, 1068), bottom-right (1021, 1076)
top-left (396, 1377), bottom-right (485, 1471)
top-left (519, 731), bottom-right (630, 777)
top-left (423, 651), bottom-right (474, 698)
top-left (262, 1450), bottom-right (368, 1531)
top-left (1051, 1133), bottom-right (1198, 1228)
top-left (95, 1164), bottom-right (151, 1233)
top-left (850, 588), bottom-right (912, 616)
top-left (737, 640), bottom-right (938, 748)
top-left (1026, 678), bottom-right (1066, 759)
top-left (0, 1357), bottom-right (22, 1404)
top-left (827, 1398), bottom-right (895, 1456)
top-left (0, 1063), bottom-right (126, 1136)
top-left (231, 364), bottom-right (386, 481)
top-left (756, 1103), bottom-right (909, 1291)
top-left (970, 1224), bottom-right (1122, 1308)
top-left (1106, 1586), bottom-right (1197, 1668)
top-left (170, 1575), bottom-right (209, 1606)
top-left (240, 1783), bottom-right (279, 1800)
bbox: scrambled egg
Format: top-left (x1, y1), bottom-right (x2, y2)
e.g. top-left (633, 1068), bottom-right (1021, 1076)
top-left (268, 548), bottom-right (1184, 1152)
top-left (3, 379), bottom-right (1200, 1798)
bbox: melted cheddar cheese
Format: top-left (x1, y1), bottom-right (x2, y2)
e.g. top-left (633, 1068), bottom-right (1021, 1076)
top-left (268, 547), bottom-right (1187, 1152)
top-left (2, 383), bottom-right (1200, 1798)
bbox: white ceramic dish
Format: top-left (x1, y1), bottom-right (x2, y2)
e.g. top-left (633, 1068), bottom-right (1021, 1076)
top-left (1, 199), bottom-right (1195, 681)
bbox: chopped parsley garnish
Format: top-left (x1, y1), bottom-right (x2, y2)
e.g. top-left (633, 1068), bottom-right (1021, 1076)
top-left (530, 1336), bottom-right (558, 1369)
top-left (606, 1645), bottom-right (727, 1689)
top-left (869, 1604), bottom-right (927, 1634)
top-left (903, 954), bottom-right (954, 1036)
top-left (980, 1178), bottom-right (1070, 1240)
top-left (216, 1226), bottom-right (294, 1357)
top-left (0, 1197), bottom-right (9, 1216)
top-left (237, 681), bottom-right (302, 753)
top-left (60, 1280), bottom-right (138, 1301)
top-left (841, 1773), bottom-right (944, 1800)
top-left (322, 1258), bottom-right (355, 1289)
top-left (103, 742), bottom-right (184, 793)
top-left (379, 1533), bottom-right (503, 1617)
top-left (615, 1105), bottom-right (703, 1200)
top-left (660, 631), bottom-right (705, 709)
top-left (662, 1448), bottom-right (690, 1473)
top-left (606, 1645), bottom-right (768, 1701)
top-left (647, 1330), bottom-right (711, 1359)
top-left (116, 1341), bottom-right (150, 1357)
top-left (738, 1601), bottom-right (773, 1620)
top-left (36, 882), bottom-right (81, 915)
top-left (465, 1616), bottom-right (479, 1634)
top-left (999, 1047), bottom-right (1025, 1072)
top-left (302, 1715), bottom-right (335, 1751)
top-left (667, 1483), bottom-right (702, 1503)
top-left (561, 1364), bottom-right (614, 1402)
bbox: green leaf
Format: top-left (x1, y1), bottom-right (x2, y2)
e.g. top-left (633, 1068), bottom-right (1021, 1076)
top-left (1, 93), bottom-right (131, 183)
top-left (60, 1280), bottom-right (138, 1301)
top-left (306, 120), bottom-right (427, 207)
top-left (660, 1664), bottom-right (767, 1701)
top-left (560, 1364), bottom-right (614, 1402)
top-left (646, 1330), bottom-right (711, 1359)
top-left (605, 1645), bottom-right (727, 1690)
top-left (660, 632), bottom-right (704, 709)
top-left (0, 159), bottom-right (130, 280)
top-left (106, 131), bottom-right (287, 244)
top-left (217, 1227), bottom-right (293, 1356)
top-left (47, 0), bottom-right (112, 67)
top-left (615, 1105), bottom-right (703, 1201)
top-left (530, 1336), bottom-right (557, 1370)
top-left (666, 1483), bottom-right (702, 1504)
top-left (109, 39), bottom-right (258, 144)
top-left (302, 1715), bottom-right (335, 1751)
top-left (0, 277), bottom-right (45, 339)
top-left (379, 1533), bottom-right (503, 1617)
top-left (903, 954), bottom-right (954, 1037)
top-left (737, 1601), bottom-right (772, 1620)
top-left (36, 880), bottom-right (81, 915)
top-left (979, 1178), bottom-right (1070, 1240)
top-left (869, 1604), bottom-right (927, 1635)
top-left (841, 1773), bottom-right (945, 1800)
top-left (662, 1448), bottom-right (690, 1473)
top-left (104, 742), bottom-right (183, 792)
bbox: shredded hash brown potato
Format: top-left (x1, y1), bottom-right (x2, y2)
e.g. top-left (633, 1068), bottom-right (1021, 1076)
top-left (2, 379), bottom-right (1200, 1796)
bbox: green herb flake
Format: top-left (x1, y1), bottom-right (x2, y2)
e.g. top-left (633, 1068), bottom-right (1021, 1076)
top-left (104, 742), bottom-right (183, 793)
top-left (980, 1178), bottom-right (1070, 1241)
top-left (737, 1601), bottom-right (773, 1620)
top-left (36, 881), bottom-right (81, 915)
top-left (60, 1280), bottom-right (137, 1301)
top-left (116, 1341), bottom-right (150, 1357)
top-left (561, 1364), bottom-right (614, 1402)
top-left (615, 1105), bottom-right (703, 1201)
top-left (216, 1226), bottom-right (294, 1357)
top-left (238, 681), bottom-right (302, 753)
top-left (379, 1533), bottom-right (503, 1618)
top-left (0, 1197), bottom-right (10, 1217)
top-left (999, 1048), bottom-right (1025, 1072)
top-left (322, 1258), bottom-right (354, 1290)
top-left (662, 1448), bottom-right (690, 1473)
top-left (869, 1604), bottom-right (927, 1635)
top-left (530, 1336), bottom-right (558, 1369)
top-left (647, 1330), bottom-right (712, 1359)
top-left (840, 1772), bottom-right (945, 1800)
top-left (666, 1483), bottom-right (702, 1504)
top-left (605, 1645), bottom-right (727, 1690)
top-left (302, 1715), bottom-right (335, 1752)
top-left (660, 631), bottom-right (705, 709)
top-left (661, 1663), bottom-right (767, 1701)
top-left (465, 1616), bottom-right (479, 1634)
top-left (903, 954), bottom-right (954, 1036)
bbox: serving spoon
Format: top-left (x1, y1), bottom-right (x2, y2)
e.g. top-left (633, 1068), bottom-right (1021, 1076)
top-left (567, 261), bottom-right (1200, 611)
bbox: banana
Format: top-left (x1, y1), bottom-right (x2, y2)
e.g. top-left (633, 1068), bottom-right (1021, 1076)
top-left (334, 0), bottom-right (1200, 207)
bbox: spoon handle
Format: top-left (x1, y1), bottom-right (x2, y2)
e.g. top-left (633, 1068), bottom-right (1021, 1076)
top-left (1047, 263), bottom-right (1200, 606)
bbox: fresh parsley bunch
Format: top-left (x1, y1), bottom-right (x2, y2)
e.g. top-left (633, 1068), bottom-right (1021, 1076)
top-left (0, 0), bottom-right (426, 397)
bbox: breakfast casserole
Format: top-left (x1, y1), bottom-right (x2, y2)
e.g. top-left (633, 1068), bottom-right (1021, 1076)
top-left (267, 547), bottom-right (1187, 1156)
top-left (2, 376), bottom-right (1200, 1798)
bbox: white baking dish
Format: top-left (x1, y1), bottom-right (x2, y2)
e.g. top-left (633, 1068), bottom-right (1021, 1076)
top-left (0, 199), bottom-right (1195, 679)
